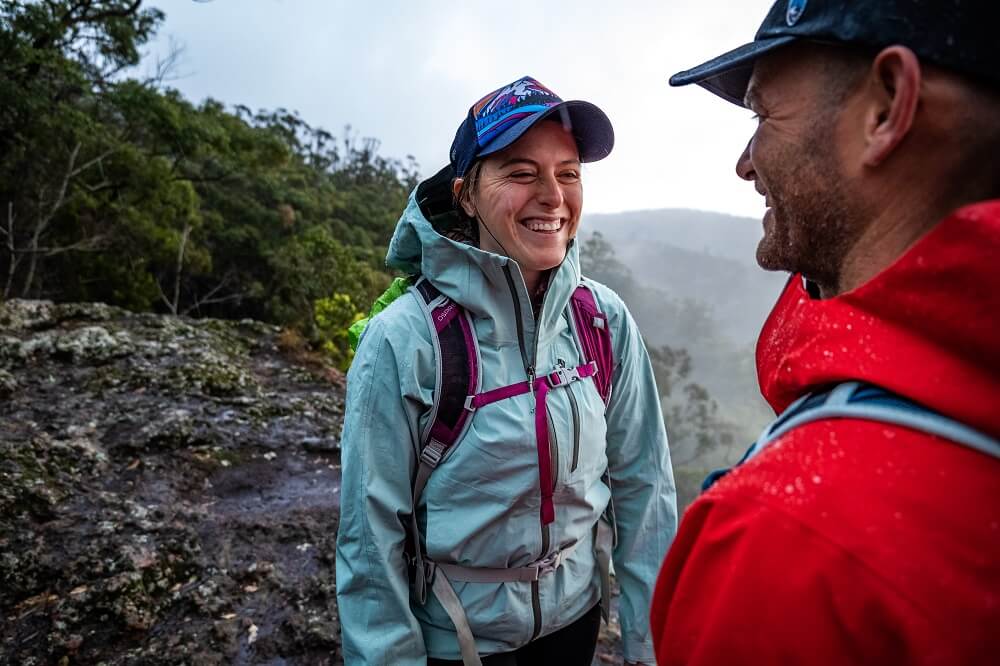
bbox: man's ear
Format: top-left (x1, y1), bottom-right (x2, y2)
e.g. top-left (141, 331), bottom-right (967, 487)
top-left (451, 177), bottom-right (476, 217)
top-left (862, 45), bottom-right (922, 167)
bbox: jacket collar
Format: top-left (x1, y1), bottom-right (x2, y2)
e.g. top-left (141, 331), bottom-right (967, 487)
top-left (757, 199), bottom-right (1000, 438)
top-left (386, 188), bottom-right (582, 347)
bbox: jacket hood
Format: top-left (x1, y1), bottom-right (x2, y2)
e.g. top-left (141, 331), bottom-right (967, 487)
top-left (385, 186), bottom-right (582, 346)
top-left (757, 199), bottom-right (1000, 439)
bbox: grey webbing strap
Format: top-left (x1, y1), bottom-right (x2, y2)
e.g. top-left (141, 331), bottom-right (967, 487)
top-left (594, 518), bottom-right (614, 624)
top-left (434, 541), bottom-right (580, 583)
top-left (408, 460), bottom-right (435, 604)
top-left (749, 381), bottom-right (1000, 462)
top-left (431, 567), bottom-right (483, 666)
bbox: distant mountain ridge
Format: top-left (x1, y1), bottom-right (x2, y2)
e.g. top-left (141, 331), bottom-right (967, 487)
top-left (581, 207), bottom-right (787, 346)
top-left (583, 208), bottom-right (770, 265)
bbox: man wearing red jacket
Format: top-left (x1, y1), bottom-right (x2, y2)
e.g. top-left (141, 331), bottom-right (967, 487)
top-left (654, 1), bottom-right (1000, 664)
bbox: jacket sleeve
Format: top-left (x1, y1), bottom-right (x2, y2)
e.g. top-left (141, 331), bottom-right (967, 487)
top-left (336, 316), bottom-right (427, 666)
top-left (604, 300), bottom-right (678, 664)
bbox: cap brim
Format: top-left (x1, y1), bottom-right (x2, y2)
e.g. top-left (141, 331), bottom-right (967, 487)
top-left (669, 36), bottom-right (797, 106)
top-left (478, 100), bottom-right (615, 163)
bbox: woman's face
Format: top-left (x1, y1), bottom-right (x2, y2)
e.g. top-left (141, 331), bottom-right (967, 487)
top-left (455, 121), bottom-right (583, 278)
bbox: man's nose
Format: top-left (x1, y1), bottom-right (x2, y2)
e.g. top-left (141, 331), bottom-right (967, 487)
top-left (735, 138), bottom-right (754, 182)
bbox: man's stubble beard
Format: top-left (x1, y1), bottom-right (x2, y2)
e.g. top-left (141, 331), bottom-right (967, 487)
top-left (755, 123), bottom-right (862, 294)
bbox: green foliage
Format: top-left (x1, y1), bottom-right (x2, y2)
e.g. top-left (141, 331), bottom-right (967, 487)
top-left (314, 293), bottom-right (364, 371)
top-left (0, 0), bottom-right (409, 353)
top-left (348, 275), bottom-right (413, 352)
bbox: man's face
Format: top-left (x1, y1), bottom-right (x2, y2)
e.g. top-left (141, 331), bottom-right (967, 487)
top-left (737, 46), bottom-right (862, 288)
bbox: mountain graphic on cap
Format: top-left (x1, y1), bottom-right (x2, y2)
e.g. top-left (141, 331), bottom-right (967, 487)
top-left (471, 77), bottom-right (563, 149)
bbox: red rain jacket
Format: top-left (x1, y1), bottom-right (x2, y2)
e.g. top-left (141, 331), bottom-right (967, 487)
top-left (650, 200), bottom-right (1000, 665)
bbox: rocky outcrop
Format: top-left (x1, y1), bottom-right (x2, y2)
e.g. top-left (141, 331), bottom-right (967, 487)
top-left (0, 299), bottom-right (627, 665)
top-left (1, 300), bottom-right (345, 664)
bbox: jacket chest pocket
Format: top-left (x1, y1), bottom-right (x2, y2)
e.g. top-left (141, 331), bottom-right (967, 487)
top-left (549, 373), bottom-right (608, 482)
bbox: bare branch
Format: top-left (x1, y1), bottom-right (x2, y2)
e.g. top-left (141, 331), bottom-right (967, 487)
top-left (141, 35), bottom-right (186, 89)
top-left (154, 274), bottom-right (174, 313)
top-left (69, 147), bottom-right (116, 178)
top-left (22, 142), bottom-right (83, 296)
top-left (4, 202), bottom-right (18, 300)
top-left (182, 272), bottom-right (246, 315)
top-left (171, 223), bottom-right (191, 314)
top-left (36, 235), bottom-right (108, 256)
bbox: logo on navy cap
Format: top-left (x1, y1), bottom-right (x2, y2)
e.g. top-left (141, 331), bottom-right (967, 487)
top-left (786, 0), bottom-right (807, 26)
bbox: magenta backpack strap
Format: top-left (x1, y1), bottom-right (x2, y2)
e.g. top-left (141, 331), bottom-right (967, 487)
top-left (570, 283), bottom-right (614, 404)
top-left (414, 279), bottom-right (479, 459)
top-left (406, 277), bottom-right (480, 604)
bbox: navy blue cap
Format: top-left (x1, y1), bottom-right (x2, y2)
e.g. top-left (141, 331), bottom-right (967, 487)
top-left (449, 76), bottom-right (614, 177)
top-left (670, 0), bottom-right (999, 107)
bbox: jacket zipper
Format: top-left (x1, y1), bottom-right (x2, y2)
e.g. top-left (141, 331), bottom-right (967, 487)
top-left (568, 381), bottom-right (581, 473)
top-left (502, 265), bottom-right (531, 371)
top-left (547, 411), bottom-right (559, 489)
top-left (557, 358), bottom-right (582, 473)
top-left (530, 581), bottom-right (542, 640)
top-left (504, 263), bottom-right (555, 642)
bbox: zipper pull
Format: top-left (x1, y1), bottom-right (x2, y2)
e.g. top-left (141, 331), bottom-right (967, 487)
top-left (527, 364), bottom-right (536, 404)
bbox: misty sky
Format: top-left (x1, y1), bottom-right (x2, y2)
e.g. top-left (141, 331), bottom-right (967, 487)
top-left (148, 0), bottom-right (775, 217)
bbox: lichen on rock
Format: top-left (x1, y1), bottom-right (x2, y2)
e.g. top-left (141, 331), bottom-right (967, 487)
top-left (1, 299), bottom-right (346, 664)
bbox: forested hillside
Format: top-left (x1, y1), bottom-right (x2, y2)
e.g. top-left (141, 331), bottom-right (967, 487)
top-left (0, 0), bottom-right (413, 369)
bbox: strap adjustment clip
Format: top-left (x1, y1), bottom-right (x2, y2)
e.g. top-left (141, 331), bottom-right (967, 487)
top-left (420, 439), bottom-right (446, 467)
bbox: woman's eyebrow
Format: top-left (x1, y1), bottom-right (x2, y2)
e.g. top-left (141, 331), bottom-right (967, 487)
top-left (498, 157), bottom-right (538, 169)
top-left (498, 157), bottom-right (581, 169)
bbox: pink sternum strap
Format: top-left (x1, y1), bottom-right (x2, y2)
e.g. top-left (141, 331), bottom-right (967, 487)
top-left (466, 361), bottom-right (598, 525)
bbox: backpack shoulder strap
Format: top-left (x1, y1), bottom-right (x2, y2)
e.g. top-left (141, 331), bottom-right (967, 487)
top-left (704, 381), bottom-right (1000, 492)
top-left (406, 277), bottom-right (481, 604)
top-left (411, 278), bottom-right (480, 456)
top-left (569, 282), bottom-right (614, 404)
top-left (569, 281), bottom-right (618, 623)
top-left (750, 381), bottom-right (1000, 461)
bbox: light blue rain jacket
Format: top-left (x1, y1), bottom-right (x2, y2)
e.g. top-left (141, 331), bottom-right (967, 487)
top-left (336, 189), bottom-right (677, 664)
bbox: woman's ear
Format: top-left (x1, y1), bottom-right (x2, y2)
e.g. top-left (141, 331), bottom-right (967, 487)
top-left (452, 177), bottom-right (477, 217)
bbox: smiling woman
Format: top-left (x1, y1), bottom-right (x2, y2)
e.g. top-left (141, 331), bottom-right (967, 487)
top-left (453, 121), bottom-right (583, 297)
top-left (335, 76), bottom-right (677, 666)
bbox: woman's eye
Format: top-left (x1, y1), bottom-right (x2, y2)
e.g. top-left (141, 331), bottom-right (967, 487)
top-left (509, 171), bottom-right (536, 181)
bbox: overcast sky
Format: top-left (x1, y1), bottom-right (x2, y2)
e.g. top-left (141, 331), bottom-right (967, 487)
top-left (148, 0), bottom-right (775, 217)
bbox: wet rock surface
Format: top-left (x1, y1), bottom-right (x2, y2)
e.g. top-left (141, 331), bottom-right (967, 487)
top-left (0, 299), bottom-right (628, 665)
top-left (1, 300), bottom-right (344, 664)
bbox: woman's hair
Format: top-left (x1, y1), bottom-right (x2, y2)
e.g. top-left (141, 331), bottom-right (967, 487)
top-left (432, 160), bottom-right (483, 246)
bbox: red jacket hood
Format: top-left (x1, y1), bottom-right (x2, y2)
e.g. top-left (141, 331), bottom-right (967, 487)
top-left (757, 199), bottom-right (1000, 439)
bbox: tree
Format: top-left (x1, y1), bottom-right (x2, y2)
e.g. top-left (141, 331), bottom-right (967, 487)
top-left (0, 1), bottom-right (164, 298)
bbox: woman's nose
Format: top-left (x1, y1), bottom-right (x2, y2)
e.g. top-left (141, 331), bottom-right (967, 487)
top-left (536, 175), bottom-right (564, 207)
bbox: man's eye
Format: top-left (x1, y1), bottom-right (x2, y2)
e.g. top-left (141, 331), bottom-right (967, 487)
top-left (560, 171), bottom-right (581, 181)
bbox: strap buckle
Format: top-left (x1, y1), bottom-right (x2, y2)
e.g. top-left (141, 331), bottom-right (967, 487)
top-left (420, 439), bottom-right (446, 467)
top-left (463, 395), bottom-right (477, 412)
top-left (534, 548), bottom-right (565, 578)
top-left (546, 366), bottom-right (580, 388)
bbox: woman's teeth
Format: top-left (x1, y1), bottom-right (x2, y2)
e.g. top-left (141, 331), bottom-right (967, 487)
top-left (524, 220), bottom-right (562, 232)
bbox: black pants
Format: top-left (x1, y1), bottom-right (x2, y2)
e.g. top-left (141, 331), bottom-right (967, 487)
top-left (427, 603), bottom-right (602, 666)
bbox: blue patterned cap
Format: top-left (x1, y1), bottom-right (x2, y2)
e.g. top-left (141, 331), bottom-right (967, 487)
top-left (449, 76), bottom-right (614, 177)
